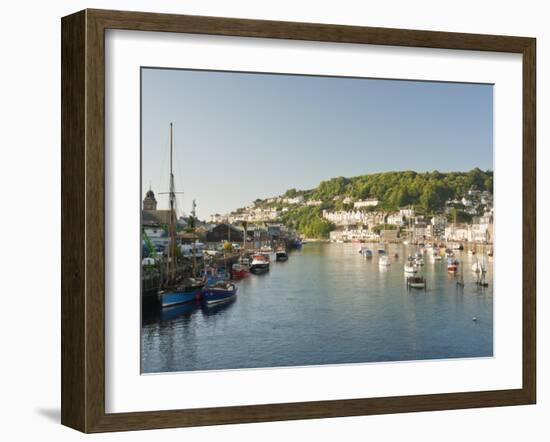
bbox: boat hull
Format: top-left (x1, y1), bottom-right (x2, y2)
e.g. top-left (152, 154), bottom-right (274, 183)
top-left (250, 263), bottom-right (269, 274)
top-left (407, 277), bottom-right (426, 289)
top-left (231, 268), bottom-right (249, 280)
top-left (276, 253), bottom-right (288, 262)
top-left (359, 248), bottom-right (373, 258)
top-left (158, 288), bottom-right (202, 307)
top-left (202, 286), bottom-right (238, 305)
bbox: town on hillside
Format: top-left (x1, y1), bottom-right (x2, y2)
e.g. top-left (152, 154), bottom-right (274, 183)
top-left (206, 169), bottom-right (494, 246)
top-left (206, 190), bottom-right (493, 245)
top-left (141, 169), bottom-right (494, 309)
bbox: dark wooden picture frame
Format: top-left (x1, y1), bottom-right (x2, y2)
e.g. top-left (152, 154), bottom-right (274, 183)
top-left (61, 9), bottom-right (536, 433)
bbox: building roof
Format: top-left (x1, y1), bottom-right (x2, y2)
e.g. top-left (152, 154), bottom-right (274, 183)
top-left (177, 232), bottom-right (199, 240)
top-left (142, 210), bottom-right (171, 226)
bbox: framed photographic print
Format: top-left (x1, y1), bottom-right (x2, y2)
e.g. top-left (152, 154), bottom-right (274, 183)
top-left (61, 9), bottom-right (536, 433)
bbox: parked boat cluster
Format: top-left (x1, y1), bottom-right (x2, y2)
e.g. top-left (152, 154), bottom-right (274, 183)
top-left (358, 242), bottom-right (492, 291)
top-left (157, 244), bottom-right (293, 308)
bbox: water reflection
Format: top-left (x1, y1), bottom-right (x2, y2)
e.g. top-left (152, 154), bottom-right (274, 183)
top-left (159, 302), bottom-right (200, 321)
top-left (201, 297), bottom-right (237, 317)
top-left (142, 242), bottom-right (493, 373)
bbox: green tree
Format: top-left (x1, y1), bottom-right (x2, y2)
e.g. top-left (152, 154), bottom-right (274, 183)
top-left (284, 188), bottom-right (298, 198)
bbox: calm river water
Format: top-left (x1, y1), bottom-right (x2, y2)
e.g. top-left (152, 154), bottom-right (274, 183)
top-left (141, 242), bottom-right (493, 373)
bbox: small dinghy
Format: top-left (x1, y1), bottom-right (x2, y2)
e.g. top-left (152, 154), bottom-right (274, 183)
top-left (407, 276), bottom-right (426, 289)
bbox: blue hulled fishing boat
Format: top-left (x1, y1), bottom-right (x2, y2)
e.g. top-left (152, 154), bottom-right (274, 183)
top-left (202, 282), bottom-right (238, 306)
top-left (158, 279), bottom-right (204, 307)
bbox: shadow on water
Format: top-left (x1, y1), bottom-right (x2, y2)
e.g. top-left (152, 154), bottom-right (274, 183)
top-left (143, 297), bottom-right (237, 324)
top-left (159, 302), bottom-right (201, 321)
top-left (201, 297), bottom-right (237, 317)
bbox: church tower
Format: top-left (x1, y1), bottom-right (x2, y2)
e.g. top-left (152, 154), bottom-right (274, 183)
top-left (143, 186), bottom-right (157, 211)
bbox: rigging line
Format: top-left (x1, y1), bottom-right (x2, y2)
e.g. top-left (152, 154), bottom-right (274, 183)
top-left (155, 126), bottom-right (170, 210)
top-left (173, 134), bottom-right (187, 218)
top-left (172, 126), bottom-right (185, 220)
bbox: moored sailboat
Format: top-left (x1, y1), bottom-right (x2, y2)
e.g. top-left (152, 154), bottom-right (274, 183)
top-left (157, 123), bottom-right (204, 307)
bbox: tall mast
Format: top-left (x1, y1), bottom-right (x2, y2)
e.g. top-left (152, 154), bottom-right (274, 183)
top-left (170, 122), bottom-right (174, 209)
top-left (168, 122), bottom-right (177, 282)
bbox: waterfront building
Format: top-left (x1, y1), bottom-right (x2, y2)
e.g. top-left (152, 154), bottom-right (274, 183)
top-left (322, 210), bottom-right (386, 228)
top-left (266, 223), bottom-right (284, 240)
top-left (387, 212), bottom-right (405, 226)
top-left (444, 223), bottom-right (470, 242)
top-left (249, 224), bottom-right (270, 248)
top-left (329, 228), bottom-right (379, 242)
top-left (431, 215), bottom-right (448, 238)
top-left (380, 229), bottom-right (399, 242)
top-left (205, 223), bottom-right (249, 244)
top-left (468, 223), bottom-right (490, 243)
top-left (412, 222), bottom-right (429, 240)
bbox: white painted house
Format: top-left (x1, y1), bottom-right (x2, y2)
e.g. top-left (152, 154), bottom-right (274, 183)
top-left (354, 198), bottom-right (379, 208)
top-left (387, 212), bottom-right (405, 226)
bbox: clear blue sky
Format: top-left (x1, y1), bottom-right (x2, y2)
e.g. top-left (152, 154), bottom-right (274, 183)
top-left (141, 68), bottom-right (493, 219)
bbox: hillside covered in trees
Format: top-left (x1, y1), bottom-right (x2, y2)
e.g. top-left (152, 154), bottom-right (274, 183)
top-left (254, 168), bottom-right (494, 238)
